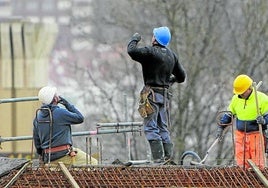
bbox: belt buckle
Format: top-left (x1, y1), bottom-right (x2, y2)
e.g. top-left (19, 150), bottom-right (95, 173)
top-left (66, 146), bottom-right (77, 157)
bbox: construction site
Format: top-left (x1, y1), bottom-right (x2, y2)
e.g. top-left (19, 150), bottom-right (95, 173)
top-left (1, 94), bottom-right (268, 187)
top-left (2, 1), bottom-right (268, 187)
top-left (0, 95), bottom-right (268, 187)
top-left (1, 155), bottom-right (268, 187)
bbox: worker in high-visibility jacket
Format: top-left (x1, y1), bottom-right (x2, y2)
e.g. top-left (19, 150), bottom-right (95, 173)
top-left (217, 74), bottom-right (268, 169)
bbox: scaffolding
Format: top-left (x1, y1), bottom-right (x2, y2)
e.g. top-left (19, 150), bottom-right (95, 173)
top-left (2, 98), bottom-right (268, 188)
top-left (0, 96), bottom-right (143, 164)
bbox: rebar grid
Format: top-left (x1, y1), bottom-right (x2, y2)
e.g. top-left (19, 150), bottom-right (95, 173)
top-left (5, 168), bottom-right (70, 188)
top-left (2, 165), bottom-right (268, 188)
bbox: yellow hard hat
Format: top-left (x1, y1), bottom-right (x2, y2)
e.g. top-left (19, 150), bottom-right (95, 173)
top-left (233, 74), bottom-right (253, 94)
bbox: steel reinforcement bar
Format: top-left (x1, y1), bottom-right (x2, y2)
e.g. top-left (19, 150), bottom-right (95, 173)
top-left (2, 165), bottom-right (268, 187)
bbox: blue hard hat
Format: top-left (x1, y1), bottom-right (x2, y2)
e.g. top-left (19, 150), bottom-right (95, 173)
top-left (153, 26), bottom-right (171, 46)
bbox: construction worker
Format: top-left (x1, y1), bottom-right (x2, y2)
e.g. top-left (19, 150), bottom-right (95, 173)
top-left (127, 26), bottom-right (186, 163)
top-left (217, 74), bottom-right (268, 169)
top-left (33, 86), bottom-right (98, 166)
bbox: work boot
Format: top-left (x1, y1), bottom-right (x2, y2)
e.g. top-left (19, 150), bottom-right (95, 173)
top-left (163, 143), bottom-right (177, 165)
top-left (163, 143), bottom-right (173, 160)
top-left (149, 140), bottom-right (164, 163)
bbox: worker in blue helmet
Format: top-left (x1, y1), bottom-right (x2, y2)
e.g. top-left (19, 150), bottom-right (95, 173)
top-left (127, 26), bottom-right (186, 164)
top-left (153, 26), bottom-right (171, 46)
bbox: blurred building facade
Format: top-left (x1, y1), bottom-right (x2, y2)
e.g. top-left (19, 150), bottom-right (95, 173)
top-left (0, 0), bottom-right (68, 157)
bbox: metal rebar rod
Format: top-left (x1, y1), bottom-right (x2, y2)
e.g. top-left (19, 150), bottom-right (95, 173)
top-left (73, 127), bottom-right (141, 136)
top-left (4, 161), bottom-right (31, 188)
top-left (96, 121), bottom-right (143, 127)
top-left (0, 96), bottom-right (39, 104)
top-left (0, 127), bottom-right (141, 143)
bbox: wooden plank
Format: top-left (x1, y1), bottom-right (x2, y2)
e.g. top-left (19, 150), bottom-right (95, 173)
top-left (248, 159), bottom-right (268, 187)
top-left (59, 162), bottom-right (80, 188)
top-left (11, 22), bottom-right (24, 87)
top-left (0, 23), bottom-right (12, 88)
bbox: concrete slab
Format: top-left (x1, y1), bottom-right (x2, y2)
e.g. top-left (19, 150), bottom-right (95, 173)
top-left (0, 157), bottom-right (29, 177)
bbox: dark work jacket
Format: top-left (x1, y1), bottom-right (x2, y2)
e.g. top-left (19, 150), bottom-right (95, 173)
top-left (33, 103), bottom-right (84, 155)
top-left (220, 112), bottom-right (268, 132)
top-left (127, 38), bottom-right (186, 88)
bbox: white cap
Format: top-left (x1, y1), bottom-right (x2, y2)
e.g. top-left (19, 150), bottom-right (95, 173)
top-left (38, 86), bottom-right (57, 104)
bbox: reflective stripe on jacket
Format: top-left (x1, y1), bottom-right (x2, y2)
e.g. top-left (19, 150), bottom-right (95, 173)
top-left (228, 89), bottom-right (268, 132)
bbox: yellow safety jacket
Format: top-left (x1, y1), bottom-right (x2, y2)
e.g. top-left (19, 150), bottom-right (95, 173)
top-left (228, 89), bottom-right (268, 132)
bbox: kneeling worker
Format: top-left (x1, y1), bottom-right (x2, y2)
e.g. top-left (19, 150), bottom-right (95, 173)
top-left (33, 86), bottom-right (98, 166)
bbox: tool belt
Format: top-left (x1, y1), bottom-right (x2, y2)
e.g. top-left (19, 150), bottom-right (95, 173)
top-left (151, 86), bottom-right (172, 99)
top-left (42, 145), bottom-right (77, 163)
top-left (44, 144), bottom-right (72, 154)
top-left (138, 85), bottom-right (155, 118)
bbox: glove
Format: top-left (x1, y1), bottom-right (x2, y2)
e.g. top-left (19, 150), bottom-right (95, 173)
top-left (132, 33), bottom-right (141, 42)
top-left (58, 96), bottom-right (69, 106)
top-left (220, 113), bottom-right (232, 125)
top-left (256, 115), bottom-right (266, 125)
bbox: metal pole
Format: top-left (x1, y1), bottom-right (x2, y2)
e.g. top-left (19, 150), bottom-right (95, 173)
top-left (0, 127), bottom-right (141, 143)
top-left (0, 96), bottom-right (39, 104)
top-left (10, 24), bottom-right (16, 154)
top-left (1, 96), bottom-right (39, 153)
top-left (124, 93), bottom-right (131, 161)
top-left (252, 82), bottom-right (267, 167)
top-left (96, 121), bottom-right (142, 127)
top-left (86, 137), bottom-right (89, 165)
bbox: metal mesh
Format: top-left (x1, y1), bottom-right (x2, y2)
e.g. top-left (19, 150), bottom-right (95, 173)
top-left (1, 165), bottom-right (267, 188)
